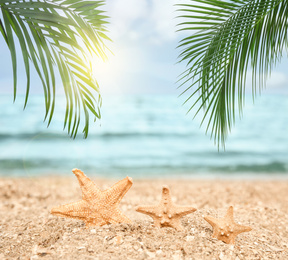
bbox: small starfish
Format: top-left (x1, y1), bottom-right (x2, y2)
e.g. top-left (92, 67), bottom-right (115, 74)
top-left (135, 185), bottom-right (197, 231)
top-left (204, 206), bottom-right (252, 244)
top-left (51, 168), bottom-right (133, 227)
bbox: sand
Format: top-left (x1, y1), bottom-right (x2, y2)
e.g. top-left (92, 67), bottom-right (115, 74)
top-left (0, 176), bottom-right (287, 259)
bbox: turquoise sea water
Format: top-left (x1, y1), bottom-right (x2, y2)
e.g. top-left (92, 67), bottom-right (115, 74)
top-left (0, 94), bottom-right (287, 178)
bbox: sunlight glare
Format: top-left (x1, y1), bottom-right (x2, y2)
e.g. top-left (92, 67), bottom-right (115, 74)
top-left (90, 45), bottom-right (141, 96)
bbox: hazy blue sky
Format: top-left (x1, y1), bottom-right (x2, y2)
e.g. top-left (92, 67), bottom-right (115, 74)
top-left (0, 0), bottom-right (287, 97)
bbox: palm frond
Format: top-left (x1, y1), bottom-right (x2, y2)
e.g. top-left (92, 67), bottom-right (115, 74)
top-left (177, 0), bottom-right (288, 147)
top-left (0, 0), bottom-right (110, 138)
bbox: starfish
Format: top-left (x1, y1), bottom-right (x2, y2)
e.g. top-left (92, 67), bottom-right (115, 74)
top-left (204, 206), bottom-right (252, 244)
top-left (135, 185), bottom-right (197, 231)
top-left (51, 168), bottom-right (133, 227)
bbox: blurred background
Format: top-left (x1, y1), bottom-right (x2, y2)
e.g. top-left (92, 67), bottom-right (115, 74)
top-left (0, 0), bottom-right (287, 178)
top-left (0, 94), bottom-right (287, 178)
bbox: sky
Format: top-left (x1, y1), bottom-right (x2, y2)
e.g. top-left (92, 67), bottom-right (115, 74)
top-left (94, 0), bottom-right (184, 95)
top-left (0, 0), bottom-right (287, 97)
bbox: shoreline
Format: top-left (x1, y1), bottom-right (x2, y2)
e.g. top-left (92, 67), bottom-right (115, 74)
top-left (1, 176), bottom-right (287, 259)
top-left (1, 171), bottom-right (288, 180)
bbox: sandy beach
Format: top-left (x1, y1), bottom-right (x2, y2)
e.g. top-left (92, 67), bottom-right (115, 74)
top-left (0, 176), bottom-right (287, 259)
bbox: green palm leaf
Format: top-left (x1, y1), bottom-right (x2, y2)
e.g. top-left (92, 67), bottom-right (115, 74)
top-left (0, 0), bottom-right (110, 138)
top-left (177, 0), bottom-right (288, 147)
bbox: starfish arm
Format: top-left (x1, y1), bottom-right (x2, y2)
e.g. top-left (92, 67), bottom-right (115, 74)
top-left (51, 200), bottom-right (90, 220)
top-left (168, 218), bottom-right (185, 231)
top-left (108, 208), bottom-right (132, 224)
top-left (234, 224), bottom-right (252, 234)
top-left (211, 229), bottom-right (219, 238)
top-left (228, 237), bottom-right (236, 245)
top-left (104, 176), bottom-right (133, 204)
top-left (204, 215), bottom-right (218, 228)
top-left (174, 205), bottom-right (197, 217)
top-left (135, 205), bottom-right (158, 216)
top-left (153, 218), bottom-right (162, 228)
top-left (160, 185), bottom-right (173, 205)
top-left (225, 206), bottom-right (234, 220)
top-left (72, 168), bottom-right (101, 200)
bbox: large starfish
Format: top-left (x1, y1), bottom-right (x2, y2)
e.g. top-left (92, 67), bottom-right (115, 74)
top-left (135, 185), bottom-right (197, 231)
top-left (204, 206), bottom-right (252, 244)
top-left (51, 168), bottom-right (133, 227)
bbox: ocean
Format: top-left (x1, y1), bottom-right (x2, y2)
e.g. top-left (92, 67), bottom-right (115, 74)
top-left (0, 94), bottom-right (287, 178)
